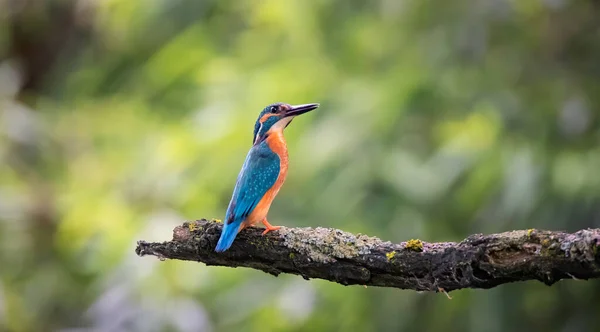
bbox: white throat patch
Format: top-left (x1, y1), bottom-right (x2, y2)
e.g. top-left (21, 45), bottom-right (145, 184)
top-left (270, 117), bottom-right (293, 131)
top-left (254, 117), bottom-right (293, 144)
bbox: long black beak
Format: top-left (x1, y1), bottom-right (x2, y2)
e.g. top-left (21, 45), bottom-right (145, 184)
top-left (284, 103), bottom-right (319, 117)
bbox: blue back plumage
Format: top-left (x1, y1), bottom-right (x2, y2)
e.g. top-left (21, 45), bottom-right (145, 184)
top-left (215, 141), bottom-right (280, 252)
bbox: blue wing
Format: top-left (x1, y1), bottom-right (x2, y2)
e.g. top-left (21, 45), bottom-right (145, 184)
top-left (225, 142), bottom-right (280, 225)
top-left (215, 141), bottom-right (280, 252)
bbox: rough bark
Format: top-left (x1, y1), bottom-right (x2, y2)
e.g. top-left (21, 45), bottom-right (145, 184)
top-left (135, 219), bottom-right (600, 292)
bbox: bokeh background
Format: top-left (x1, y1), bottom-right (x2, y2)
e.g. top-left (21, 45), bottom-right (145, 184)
top-left (1, 0), bottom-right (600, 331)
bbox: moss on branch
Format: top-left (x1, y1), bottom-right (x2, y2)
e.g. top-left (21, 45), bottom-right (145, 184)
top-left (135, 219), bottom-right (600, 292)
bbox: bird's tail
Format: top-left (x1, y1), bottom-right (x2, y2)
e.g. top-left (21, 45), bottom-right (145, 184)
top-left (215, 221), bottom-right (241, 252)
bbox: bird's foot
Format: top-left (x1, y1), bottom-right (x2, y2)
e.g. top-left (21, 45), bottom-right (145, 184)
top-left (261, 218), bottom-right (281, 235)
top-left (262, 226), bottom-right (281, 235)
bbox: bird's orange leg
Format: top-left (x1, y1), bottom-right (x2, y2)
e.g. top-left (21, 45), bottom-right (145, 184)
top-left (261, 218), bottom-right (281, 235)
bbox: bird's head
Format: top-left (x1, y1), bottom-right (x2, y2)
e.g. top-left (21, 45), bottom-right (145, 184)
top-left (252, 102), bottom-right (319, 144)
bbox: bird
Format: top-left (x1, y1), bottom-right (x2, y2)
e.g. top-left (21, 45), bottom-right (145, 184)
top-left (215, 102), bottom-right (319, 252)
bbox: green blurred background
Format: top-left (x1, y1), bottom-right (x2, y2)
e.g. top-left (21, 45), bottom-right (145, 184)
top-left (1, 0), bottom-right (600, 331)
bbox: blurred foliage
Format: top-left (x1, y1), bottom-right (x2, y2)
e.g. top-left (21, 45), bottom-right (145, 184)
top-left (1, 0), bottom-right (600, 331)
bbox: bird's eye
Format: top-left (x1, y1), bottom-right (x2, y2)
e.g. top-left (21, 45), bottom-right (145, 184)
top-left (270, 106), bottom-right (278, 113)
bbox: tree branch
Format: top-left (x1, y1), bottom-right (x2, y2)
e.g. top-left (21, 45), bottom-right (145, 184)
top-left (135, 219), bottom-right (600, 292)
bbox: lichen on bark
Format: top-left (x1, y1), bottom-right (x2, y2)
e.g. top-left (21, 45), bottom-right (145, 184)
top-left (136, 219), bottom-right (600, 292)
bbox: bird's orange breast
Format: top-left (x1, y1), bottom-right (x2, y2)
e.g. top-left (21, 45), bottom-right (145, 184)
top-left (245, 131), bottom-right (289, 226)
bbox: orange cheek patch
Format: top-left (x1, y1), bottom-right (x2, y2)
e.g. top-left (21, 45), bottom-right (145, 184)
top-left (259, 113), bottom-right (277, 124)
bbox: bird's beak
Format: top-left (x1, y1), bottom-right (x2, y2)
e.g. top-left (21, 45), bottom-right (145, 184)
top-left (284, 103), bottom-right (320, 117)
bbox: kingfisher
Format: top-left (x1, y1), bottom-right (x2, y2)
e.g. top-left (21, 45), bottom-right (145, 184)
top-left (215, 102), bottom-right (319, 252)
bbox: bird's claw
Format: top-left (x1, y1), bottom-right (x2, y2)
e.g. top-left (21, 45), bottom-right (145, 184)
top-left (262, 226), bottom-right (281, 235)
